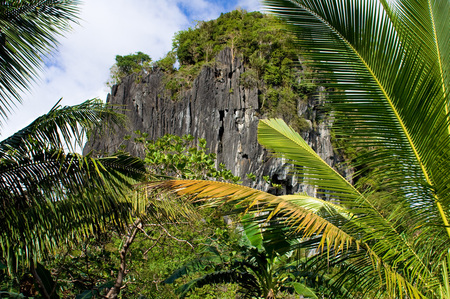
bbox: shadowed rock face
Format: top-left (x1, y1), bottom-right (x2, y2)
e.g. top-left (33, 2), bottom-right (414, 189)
top-left (84, 48), bottom-right (350, 195)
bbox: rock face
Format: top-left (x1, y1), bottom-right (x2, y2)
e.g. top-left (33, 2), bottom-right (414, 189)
top-left (84, 48), bottom-right (348, 195)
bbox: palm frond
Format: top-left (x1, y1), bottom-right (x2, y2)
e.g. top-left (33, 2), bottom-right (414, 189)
top-left (0, 98), bottom-right (126, 154)
top-left (0, 0), bottom-right (80, 122)
top-left (257, 118), bottom-right (436, 275)
top-left (258, 118), bottom-right (360, 201)
top-left (262, 1), bottom-right (450, 295)
top-left (0, 150), bottom-right (145, 270)
top-left (262, 0), bottom-right (450, 228)
top-left (132, 187), bottom-right (200, 225)
top-left (278, 194), bottom-right (352, 219)
top-left (384, 0), bottom-right (450, 96)
top-left (160, 179), bottom-right (357, 253)
top-left (0, 100), bottom-right (145, 272)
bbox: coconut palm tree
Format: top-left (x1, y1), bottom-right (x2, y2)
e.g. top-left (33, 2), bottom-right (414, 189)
top-left (159, 0), bottom-right (450, 297)
top-left (0, 0), bottom-right (80, 124)
top-left (0, 2), bottom-right (146, 297)
top-left (0, 99), bottom-right (145, 297)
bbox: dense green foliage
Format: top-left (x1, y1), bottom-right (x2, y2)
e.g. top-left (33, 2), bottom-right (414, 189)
top-left (166, 215), bottom-right (340, 298)
top-left (0, 134), bottom-right (242, 298)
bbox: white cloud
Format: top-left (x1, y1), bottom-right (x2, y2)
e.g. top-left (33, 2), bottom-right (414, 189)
top-left (1, 0), bottom-right (260, 139)
top-left (236, 0), bottom-right (262, 11)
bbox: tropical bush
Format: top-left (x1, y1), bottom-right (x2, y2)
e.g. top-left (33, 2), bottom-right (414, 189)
top-left (165, 216), bottom-right (333, 298)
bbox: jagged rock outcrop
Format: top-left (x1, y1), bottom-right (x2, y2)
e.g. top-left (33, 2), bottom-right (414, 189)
top-left (84, 48), bottom-right (349, 195)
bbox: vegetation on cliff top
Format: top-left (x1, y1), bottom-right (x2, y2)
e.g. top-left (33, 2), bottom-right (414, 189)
top-left (110, 9), bottom-right (317, 133)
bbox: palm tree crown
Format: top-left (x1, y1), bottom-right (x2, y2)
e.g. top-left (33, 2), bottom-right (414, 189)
top-left (0, 99), bottom-right (145, 273)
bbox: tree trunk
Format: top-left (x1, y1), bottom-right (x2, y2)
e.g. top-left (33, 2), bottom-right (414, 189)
top-left (30, 261), bottom-right (51, 299)
top-left (106, 220), bottom-right (141, 299)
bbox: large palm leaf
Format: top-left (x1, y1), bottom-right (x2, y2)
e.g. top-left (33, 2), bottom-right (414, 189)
top-left (161, 120), bottom-right (438, 297)
top-left (263, 0), bottom-right (450, 230)
top-left (0, 0), bottom-right (80, 123)
top-left (262, 0), bottom-right (449, 294)
top-left (159, 0), bottom-right (449, 297)
top-left (0, 99), bottom-right (145, 272)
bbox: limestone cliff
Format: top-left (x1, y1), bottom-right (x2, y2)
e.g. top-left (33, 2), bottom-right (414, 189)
top-left (84, 48), bottom-right (348, 195)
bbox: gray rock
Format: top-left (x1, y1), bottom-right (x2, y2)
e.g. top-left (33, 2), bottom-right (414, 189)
top-left (84, 48), bottom-right (351, 195)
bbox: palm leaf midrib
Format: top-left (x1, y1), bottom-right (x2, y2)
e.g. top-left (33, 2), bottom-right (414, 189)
top-left (260, 119), bottom-right (360, 198)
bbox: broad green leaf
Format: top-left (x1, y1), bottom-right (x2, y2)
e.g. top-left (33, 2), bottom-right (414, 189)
top-left (292, 282), bottom-right (318, 299)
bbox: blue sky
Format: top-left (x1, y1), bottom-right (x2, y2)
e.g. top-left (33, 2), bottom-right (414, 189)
top-left (1, 0), bottom-right (261, 139)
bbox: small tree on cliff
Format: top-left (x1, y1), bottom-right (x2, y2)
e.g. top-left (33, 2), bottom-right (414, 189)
top-left (107, 52), bottom-right (152, 86)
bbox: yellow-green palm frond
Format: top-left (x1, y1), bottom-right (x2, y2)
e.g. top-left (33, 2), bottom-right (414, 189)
top-left (159, 179), bottom-right (357, 254)
top-left (278, 194), bottom-right (352, 219)
top-left (258, 118), bottom-right (440, 296)
top-left (258, 118), bottom-right (360, 201)
top-left (132, 183), bottom-right (200, 224)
